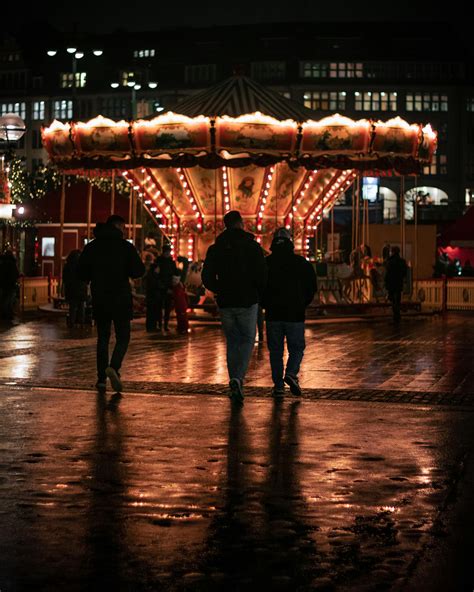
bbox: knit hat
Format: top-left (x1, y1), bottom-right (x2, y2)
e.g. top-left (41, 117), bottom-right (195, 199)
top-left (273, 227), bottom-right (292, 241)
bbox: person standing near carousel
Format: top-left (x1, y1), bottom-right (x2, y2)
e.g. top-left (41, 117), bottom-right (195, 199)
top-left (202, 210), bottom-right (266, 405)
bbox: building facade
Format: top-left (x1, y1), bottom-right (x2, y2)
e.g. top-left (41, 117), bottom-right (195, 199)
top-left (1, 21), bottom-right (473, 229)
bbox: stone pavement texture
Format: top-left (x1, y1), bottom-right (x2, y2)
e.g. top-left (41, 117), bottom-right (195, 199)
top-left (0, 314), bottom-right (474, 591)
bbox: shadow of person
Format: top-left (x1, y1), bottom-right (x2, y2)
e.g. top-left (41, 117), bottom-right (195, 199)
top-left (261, 400), bottom-right (319, 589)
top-left (82, 392), bottom-right (128, 591)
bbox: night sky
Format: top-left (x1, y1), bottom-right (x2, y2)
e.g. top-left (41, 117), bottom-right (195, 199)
top-left (3, 0), bottom-right (463, 34)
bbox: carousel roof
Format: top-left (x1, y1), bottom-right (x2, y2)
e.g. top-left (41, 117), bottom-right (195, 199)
top-left (158, 76), bottom-right (317, 120)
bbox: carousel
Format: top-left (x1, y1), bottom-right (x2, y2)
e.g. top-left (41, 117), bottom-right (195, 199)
top-left (42, 76), bottom-right (437, 263)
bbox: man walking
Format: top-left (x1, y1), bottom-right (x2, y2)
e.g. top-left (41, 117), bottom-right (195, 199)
top-left (262, 228), bottom-right (317, 398)
top-left (384, 245), bottom-right (408, 322)
top-left (202, 210), bottom-right (266, 404)
top-left (78, 215), bottom-right (145, 393)
top-left (154, 244), bottom-right (178, 332)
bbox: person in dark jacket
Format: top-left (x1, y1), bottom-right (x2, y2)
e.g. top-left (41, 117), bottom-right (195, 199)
top-left (202, 210), bottom-right (266, 404)
top-left (144, 256), bottom-right (162, 332)
top-left (77, 215), bottom-right (145, 393)
top-left (154, 244), bottom-right (178, 332)
top-left (384, 246), bottom-right (408, 322)
top-left (262, 228), bottom-right (317, 398)
top-left (62, 249), bottom-right (88, 327)
top-left (0, 250), bottom-right (19, 320)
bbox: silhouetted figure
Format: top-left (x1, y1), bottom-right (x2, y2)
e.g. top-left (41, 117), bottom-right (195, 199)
top-left (172, 275), bottom-right (189, 334)
top-left (0, 250), bottom-right (19, 320)
top-left (77, 216), bottom-right (145, 393)
top-left (154, 244), bottom-right (178, 332)
top-left (63, 249), bottom-right (88, 327)
top-left (462, 260), bottom-right (474, 277)
top-left (384, 246), bottom-right (407, 322)
top-left (202, 210), bottom-right (266, 405)
top-left (262, 228), bottom-right (317, 398)
top-left (144, 256), bottom-right (162, 332)
top-left (382, 242), bottom-right (391, 262)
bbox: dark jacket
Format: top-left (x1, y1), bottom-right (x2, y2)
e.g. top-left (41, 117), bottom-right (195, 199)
top-left (202, 228), bottom-right (266, 308)
top-left (0, 253), bottom-right (19, 290)
top-left (262, 237), bottom-right (317, 322)
top-left (155, 255), bottom-right (178, 292)
top-left (384, 253), bottom-right (408, 293)
top-left (77, 223), bottom-right (145, 319)
top-left (63, 255), bottom-right (88, 302)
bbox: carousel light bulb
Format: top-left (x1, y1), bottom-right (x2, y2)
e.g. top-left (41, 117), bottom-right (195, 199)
top-left (145, 200), bottom-right (151, 204)
top-left (195, 212), bottom-right (200, 218)
top-left (264, 190), bottom-right (269, 196)
top-left (192, 205), bottom-right (197, 210)
top-left (266, 183), bottom-right (271, 189)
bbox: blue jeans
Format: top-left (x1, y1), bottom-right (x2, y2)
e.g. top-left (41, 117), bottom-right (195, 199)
top-left (266, 321), bottom-right (306, 388)
top-left (220, 304), bottom-right (258, 382)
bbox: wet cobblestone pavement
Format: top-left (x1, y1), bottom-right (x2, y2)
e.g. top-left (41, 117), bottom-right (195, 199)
top-left (1, 314), bottom-right (474, 591)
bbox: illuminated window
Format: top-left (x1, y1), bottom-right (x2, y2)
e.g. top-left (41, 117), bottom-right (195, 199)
top-left (406, 92), bottom-right (448, 112)
top-left (121, 71), bottom-right (135, 86)
top-left (60, 72), bottom-right (87, 88)
top-left (53, 100), bottom-right (73, 120)
top-left (354, 91), bottom-right (397, 111)
top-left (329, 62), bottom-right (363, 78)
top-left (41, 237), bottom-right (55, 257)
top-left (134, 49), bottom-right (156, 58)
top-left (303, 91), bottom-right (346, 110)
top-left (0, 101), bottom-right (26, 119)
top-left (423, 154), bottom-right (447, 176)
top-left (300, 62), bottom-right (328, 78)
top-left (33, 100), bottom-right (45, 120)
top-left (184, 64), bottom-right (217, 83)
top-left (250, 61), bottom-right (286, 81)
top-left (467, 97), bottom-right (474, 112)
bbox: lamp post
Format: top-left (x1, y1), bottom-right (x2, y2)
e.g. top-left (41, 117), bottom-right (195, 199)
top-left (0, 114), bottom-right (27, 250)
top-left (110, 81), bottom-right (159, 118)
top-left (47, 48), bottom-right (103, 117)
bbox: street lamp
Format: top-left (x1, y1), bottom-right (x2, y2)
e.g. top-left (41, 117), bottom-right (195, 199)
top-left (0, 113), bottom-right (26, 217)
top-left (47, 48), bottom-right (104, 117)
top-left (110, 81), bottom-right (159, 118)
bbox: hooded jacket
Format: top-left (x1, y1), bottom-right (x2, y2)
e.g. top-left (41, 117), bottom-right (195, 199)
top-left (384, 253), bottom-right (408, 293)
top-left (202, 228), bottom-right (266, 308)
top-left (77, 223), bottom-right (145, 319)
top-left (262, 237), bottom-right (317, 322)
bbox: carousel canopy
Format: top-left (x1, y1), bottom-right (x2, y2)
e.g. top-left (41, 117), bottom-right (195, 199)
top-left (157, 75), bottom-right (317, 120)
top-left (41, 77), bottom-right (437, 254)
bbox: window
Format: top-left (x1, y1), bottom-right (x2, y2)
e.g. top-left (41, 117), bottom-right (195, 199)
top-left (329, 62), bottom-right (363, 78)
top-left (53, 100), bottom-right (73, 120)
top-left (120, 71), bottom-right (135, 86)
top-left (279, 91), bottom-right (291, 99)
top-left (41, 237), bottom-right (55, 257)
top-left (0, 102), bottom-right (26, 119)
top-left (33, 100), bottom-right (45, 120)
top-left (354, 91), bottom-right (397, 111)
top-left (134, 49), bottom-right (155, 58)
top-left (32, 130), bottom-right (43, 149)
top-left (467, 98), bottom-right (474, 112)
top-left (250, 61), bottom-right (286, 81)
top-left (423, 154), bottom-right (447, 176)
top-left (300, 62), bottom-right (328, 78)
top-left (406, 92), bottom-right (448, 112)
top-left (184, 64), bottom-right (216, 84)
top-left (60, 72), bottom-right (87, 88)
top-left (99, 97), bottom-right (128, 119)
top-left (303, 91), bottom-right (346, 111)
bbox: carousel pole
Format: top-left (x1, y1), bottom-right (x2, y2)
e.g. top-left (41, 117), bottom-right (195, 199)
top-left (331, 206), bottom-right (335, 262)
top-left (86, 181), bottom-right (93, 242)
top-left (414, 175), bottom-right (418, 282)
top-left (128, 188), bottom-right (133, 239)
top-left (214, 169), bottom-right (217, 240)
top-left (59, 174), bottom-right (66, 277)
top-left (291, 177), bottom-right (295, 239)
top-left (110, 170), bottom-right (116, 215)
top-left (355, 175), bottom-right (362, 302)
top-left (400, 176), bottom-right (406, 258)
top-left (132, 188), bottom-right (137, 244)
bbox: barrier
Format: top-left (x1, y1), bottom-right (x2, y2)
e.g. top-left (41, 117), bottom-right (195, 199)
top-left (446, 278), bottom-right (474, 311)
top-left (20, 276), bottom-right (60, 312)
top-left (413, 279), bottom-right (444, 311)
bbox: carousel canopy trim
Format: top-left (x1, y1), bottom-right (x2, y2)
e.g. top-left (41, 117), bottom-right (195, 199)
top-left (42, 114), bottom-right (437, 176)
